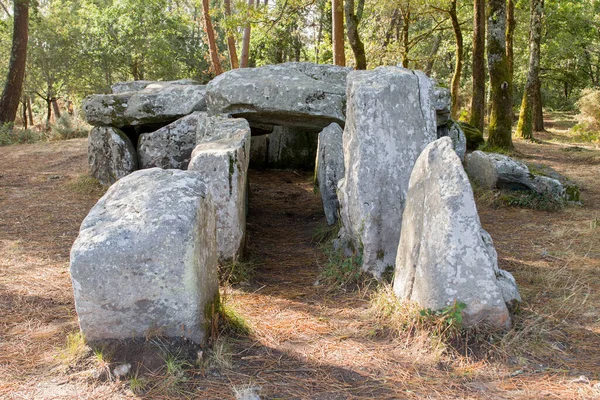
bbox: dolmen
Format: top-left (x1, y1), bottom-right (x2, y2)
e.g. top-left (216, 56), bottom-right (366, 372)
top-left (72, 62), bottom-right (517, 349)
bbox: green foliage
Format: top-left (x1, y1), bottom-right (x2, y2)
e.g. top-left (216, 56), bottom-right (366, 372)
top-left (318, 244), bottom-right (372, 291)
top-left (49, 114), bottom-right (89, 141)
top-left (0, 123), bottom-right (44, 146)
top-left (419, 301), bottom-right (467, 332)
top-left (218, 260), bottom-right (258, 285)
top-left (475, 186), bottom-right (565, 212)
top-left (311, 222), bottom-right (340, 245)
top-left (457, 121), bottom-right (485, 150)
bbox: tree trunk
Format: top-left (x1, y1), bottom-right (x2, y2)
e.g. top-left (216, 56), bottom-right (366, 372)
top-left (27, 96), bottom-right (33, 125)
top-left (449, 0), bottom-right (463, 119)
top-left (506, 0), bottom-right (515, 78)
top-left (51, 98), bottom-right (61, 120)
top-left (424, 33), bottom-right (442, 77)
top-left (469, 0), bottom-right (486, 132)
top-left (0, 0), bottom-right (29, 125)
top-left (21, 98), bottom-right (27, 129)
top-left (240, 0), bottom-right (254, 68)
top-left (344, 0), bottom-right (367, 69)
top-left (224, 0), bottom-right (239, 69)
top-left (45, 98), bottom-right (52, 126)
top-left (401, 9), bottom-right (410, 68)
top-left (516, 0), bottom-right (543, 140)
top-left (332, 0), bottom-right (346, 66)
top-left (533, 78), bottom-right (545, 131)
top-left (486, 0), bottom-right (513, 150)
top-left (202, 0), bottom-right (223, 75)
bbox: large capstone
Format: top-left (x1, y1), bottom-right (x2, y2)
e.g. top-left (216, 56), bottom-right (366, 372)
top-left (316, 123), bottom-right (344, 225)
top-left (83, 83), bottom-right (207, 128)
top-left (137, 112), bottom-right (203, 169)
top-left (393, 137), bottom-right (520, 329)
top-left (338, 67), bottom-right (437, 278)
top-left (188, 117), bottom-right (251, 262)
top-left (206, 62), bottom-right (351, 131)
top-left (70, 168), bottom-right (219, 344)
top-left (88, 126), bottom-right (138, 185)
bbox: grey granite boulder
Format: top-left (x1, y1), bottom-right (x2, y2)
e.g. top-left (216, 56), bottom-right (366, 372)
top-left (437, 120), bottom-right (467, 162)
top-left (83, 84), bottom-right (207, 128)
top-left (70, 168), bottom-right (219, 344)
top-left (188, 118), bottom-right (251, 262)
top-left (338, 67), bottom-right (437, 278)
top-left (137, 112), bottom-right (203, 169)
top-left (206, 62), bottom-right (351, 130)
top-left (88, 126), bottom-right (138, 185)
top-left (393, 137), bottom-right (519, 329)
top-left (316, 123), bottom-right (345, 225)
top-left (466, 151), bottom-right (571, 202)
top-left (433, 86), bottom-right (451, 127)
top-left (268, 126), bottom-right (319, 170)
top-left (111, 79), bottom-right (200, 94)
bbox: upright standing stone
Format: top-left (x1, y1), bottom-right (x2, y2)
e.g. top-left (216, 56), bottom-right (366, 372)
top-left (393, 137), bottom-right (519, 329)
top-left (70, 169), bottom-right (219, 344)
top-left (316, 123), bottom-right (345, 225)
top-left (268, 126), bottom-right (319, 170)
top-left (88, 126), bottom-right (138, 185)
top-left (338, 67), bottom-right (437, 278)
top-left (189, 118), bottom-right (251, 262)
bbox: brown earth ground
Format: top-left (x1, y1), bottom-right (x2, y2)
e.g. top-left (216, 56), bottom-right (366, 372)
top-left (1, 119), bottom-right (600, 399)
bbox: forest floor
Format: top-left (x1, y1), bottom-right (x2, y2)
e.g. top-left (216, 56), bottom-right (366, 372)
top-left (1, 117), bottom-right (600, 399)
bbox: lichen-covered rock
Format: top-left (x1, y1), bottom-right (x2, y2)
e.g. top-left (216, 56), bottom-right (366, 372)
top-left (466, 151), bottom-right (571, 202)
top-left (70, 168), bottom-right (219, 344)
top-left (393, 137), bottom-right (519, 329)
top-left (206, 62), bottom-right (351, 130)
top-left (88, 126), bottom-right (138, 185)
top-left (138, 112), bottom-right (204, 169)
top-left (83, 84), bottom-right (207, 127)
top-left (447, 121), bottom-right (467, 161)
top-left (316, 123), bottom-right (344, 225)
top-left (188, 118), bottom-right (251, 262)
top-left (249, 135), bottom-right (268, 169)
top-left (338, 67), bottom-right (437, 278)
top-left (433, 86), bottom-right (451, 127)
top-left (111, 79), bottom-right (200, 94)
top-left (268, 126), bottom-right (319, 170)
top-left (527, 162), bottom-right (581, 202)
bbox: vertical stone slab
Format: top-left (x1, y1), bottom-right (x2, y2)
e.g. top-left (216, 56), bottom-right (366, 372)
top-left (268, 126), bottom-right (319, 170)
top-left (70, 168), bottom-right (219, 344)
top-left (189, 118), bottom-right (251, 262)
top-left (393, 137), bottom-right (519, 328)
top-left (338, 67), bottom-right (437, 278)
top-left (316, 123), bottom-right (345, 225)
top-left (88, 126), bottom-right (138, 186)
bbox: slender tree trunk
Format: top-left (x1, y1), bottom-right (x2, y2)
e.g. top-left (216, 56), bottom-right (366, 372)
top-left (401, 9), bottom-right (410, 68)
top-left (21, 98), bottom-right (27, 129)
top-left (424, 33), bottom-right (442, 76)
top-left (45, 98), bottom-right (52, 126)
top-left (224, 0), bottom-right (239, 69)
top-left (470, 0), bottom-right (486, 132)
top-left (27, 96), bottom-right (33, 125)
top-left (51, 98), bottom-right (61, 119)
top-left (332, 0), bottom-right (346, 65)
top-left (506, 0), bottom-right (515, 78)
top-left (449, 0), bottom-right (463, 119)
top-left (344, 0), bottom-right (367, 69)
top-left (202, 0), bottom-right (223, 75)
top-left (486, 0), bottom-right (513, 150)
top-left (240, 0), bottom-right (254, 68)
top-left (0, 0), bottom-right (29, 124)
top-left (516, 0), bottom-right (543, 140)
top-left (533, 78), bottom-right (545, 131)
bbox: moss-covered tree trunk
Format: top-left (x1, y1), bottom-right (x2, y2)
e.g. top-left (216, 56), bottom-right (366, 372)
top-left (332, 0), bottom-right (346, 66)
top-left (0, 0), bottom-right (29, 125)
top-left (469, 0), bottom-right (486, 133)
top-left (516, 0), bottom-right (544, 140)
top-left (506, 0), bottom-right (515, 78)
top-left (486, 0), bottom-right (513, 150)
top-left (449, 0), bottom-right (463, 119)
top-left (345, 0), bottom-right (366, 69)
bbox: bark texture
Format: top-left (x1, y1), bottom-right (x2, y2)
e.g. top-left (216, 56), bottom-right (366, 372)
top-left (516, 0), bottom-right (544, 140)
top-left (506, 0), bottom-right (515, 78)
top-left (202, 0), bottom-right (223, 75)
top-left (469, 0), bottom-right (486, 133)
top-left (449, 0), bottom-right (463, 119)
top-left (0, 0), bottom-right (29, 124)
top-left (345, 0), bottom-right (367, 69)
top-left (332, 0), bottom-right (346, 66)
top-left (533, 78), bottom-right (545, 131)
top-left (486, 0), bottom-right (513, 150)
top-left (240, 0), bottom-right (254, 68)
top-left (224, 0), bottom-right (239, 69)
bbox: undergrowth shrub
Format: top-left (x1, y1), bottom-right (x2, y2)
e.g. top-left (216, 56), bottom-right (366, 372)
top-left (0, 123), bottom-right (44, 145)
top-left (218, 260), bottom-right (258, 285)
top-left (317, 243), bottom-right (373, 292)
top-left (571, 89), bottom-right (600, 144)
top-left (49, 114), bottom-right (90, 141)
